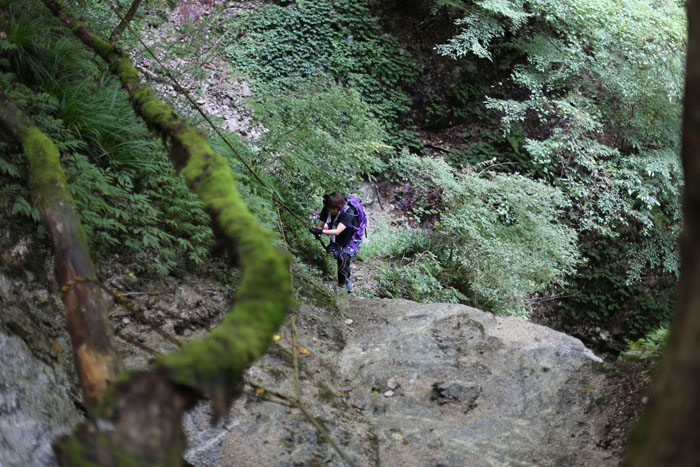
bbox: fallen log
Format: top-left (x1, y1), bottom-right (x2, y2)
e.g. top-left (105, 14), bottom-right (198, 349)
top-left (0, 94), bottom-right (122, 413)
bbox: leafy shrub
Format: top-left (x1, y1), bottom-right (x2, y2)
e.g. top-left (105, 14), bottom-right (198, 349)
top-left (563, 237), bottom-right (676, 336)
top-left (238, 78), bottom-right (391, 264)
top-left (437, 0), bottom-right (684, 240)
top-left (376, 252), bottom-right (466, 304)
top-left (385, 152), bottom-right (579, 315)
top-left (249, 80), bottom-right (388, 206)
top-left (436, 0), bottom-right (684, 328)
top-left (356, 223), bottom-right (429, 261)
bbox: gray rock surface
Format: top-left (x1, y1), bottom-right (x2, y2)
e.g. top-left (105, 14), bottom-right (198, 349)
top-left (0, 330), bottom-right (81, 467)
top-left (0, 256), bottom-right (82, 467)
top-left (186, 297), bottom-right (613, 466)
top-left (432, 381), bottom-right (482, 404)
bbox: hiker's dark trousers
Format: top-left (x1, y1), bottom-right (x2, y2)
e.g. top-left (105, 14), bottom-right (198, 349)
top-left (327, 242), bottom-right (358, 286)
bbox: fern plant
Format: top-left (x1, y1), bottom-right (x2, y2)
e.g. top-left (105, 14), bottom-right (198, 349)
top-left (1, 1), bottom-right (213, 275)
top-left (620, 326), bottom-right (670, 361)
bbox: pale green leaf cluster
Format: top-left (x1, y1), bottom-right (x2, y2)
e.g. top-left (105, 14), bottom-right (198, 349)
top-left (249, 81), bottom-right (388, 206)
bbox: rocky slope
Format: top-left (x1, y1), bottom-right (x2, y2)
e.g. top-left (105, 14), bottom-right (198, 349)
top-left (0, 3), bottom-right (630, 465)
top-left (0, 242), bottom-right (618, 466)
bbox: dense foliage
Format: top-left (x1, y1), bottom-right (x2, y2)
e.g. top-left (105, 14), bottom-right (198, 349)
top-left (235, 79), bottom-right (391, 267)
top-left (247, 80), bottom-right (388, 210)
top-left (0, 0), bottom-right (686, 337)
top-left (432, 0), bottom-right (684, 332)
top-left (363, 152), bottom-right (578, 315)
top-left (1, 1), bottom-right (211, 275)
top-left (221, 0), bottom-right (421, 148)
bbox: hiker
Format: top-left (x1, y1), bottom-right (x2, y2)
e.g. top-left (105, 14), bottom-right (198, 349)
top-left (309, 192), bottom-right (366, 293)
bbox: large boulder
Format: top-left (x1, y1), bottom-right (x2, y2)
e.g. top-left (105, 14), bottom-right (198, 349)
top-left (187, 297), bottom-right (613, 466)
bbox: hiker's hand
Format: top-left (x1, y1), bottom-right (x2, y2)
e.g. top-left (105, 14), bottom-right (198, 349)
top-left (309, 227), bottom-right (323, 237)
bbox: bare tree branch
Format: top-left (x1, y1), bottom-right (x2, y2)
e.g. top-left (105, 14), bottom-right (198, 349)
top-left (109, 0), bottom-right (141, 43)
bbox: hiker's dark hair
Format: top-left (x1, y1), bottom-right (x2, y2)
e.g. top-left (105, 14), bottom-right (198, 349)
top-left (323, 192), bottom-right (345, 211)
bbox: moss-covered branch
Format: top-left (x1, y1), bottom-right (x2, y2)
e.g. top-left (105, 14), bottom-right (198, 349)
top-left (0, 93), bottom-right (122, 413)
top-left (37, 0), bottom-right (293, 464)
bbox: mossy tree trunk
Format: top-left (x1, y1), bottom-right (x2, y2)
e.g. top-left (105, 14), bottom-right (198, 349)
top-left (0, 93), bottom-right (122, 413)
top-left (623, 1), bottom-right (700, 465)
top-left (36, 1), bottom-right (293, 465)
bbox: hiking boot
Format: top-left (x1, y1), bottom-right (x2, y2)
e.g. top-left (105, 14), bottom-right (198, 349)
top-left (346, 278), bottom-right (353, 293)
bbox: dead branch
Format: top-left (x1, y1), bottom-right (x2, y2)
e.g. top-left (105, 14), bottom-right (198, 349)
top-left (109, 0), bottom-right (141, 43)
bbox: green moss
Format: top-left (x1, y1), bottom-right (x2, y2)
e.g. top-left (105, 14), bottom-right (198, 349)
top-left (116, 57), bottom-right (142, 86)
top-left (89, 34), bottom-right (112, 59)
top-left (21, 126), bottom-right (95, 256)
top-left (22, 127), bottom-right (69, 199)
top-left (150, 87), bottom-right (293, 408)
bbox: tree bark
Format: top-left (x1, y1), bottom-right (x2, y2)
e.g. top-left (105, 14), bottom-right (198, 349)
top-left (623, 1), bottom-right (700, 465)
top-left (0, 94), bottom-right (123, 414)
top-left (36, 1), bottom-right (293, 464)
